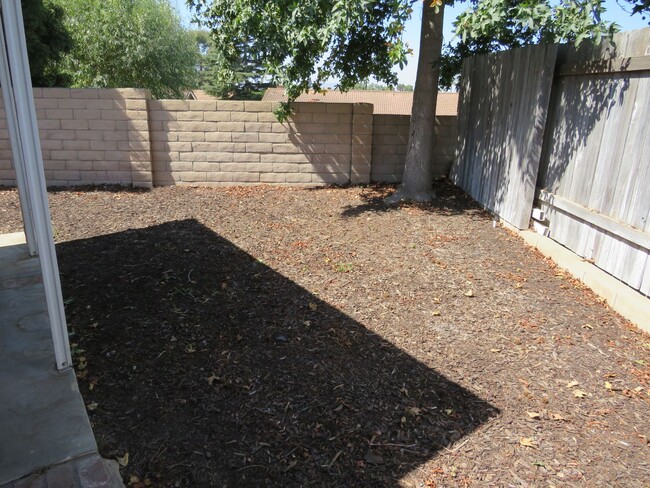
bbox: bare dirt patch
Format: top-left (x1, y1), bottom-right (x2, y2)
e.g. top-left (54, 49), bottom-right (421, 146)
top-left (1, 182), bottom-right (648, 487)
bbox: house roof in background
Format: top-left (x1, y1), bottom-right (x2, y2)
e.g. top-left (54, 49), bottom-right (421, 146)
top-left (261, 88), bottom-right (459, 116)
top-left (186, 89), bottom-right (218, 100)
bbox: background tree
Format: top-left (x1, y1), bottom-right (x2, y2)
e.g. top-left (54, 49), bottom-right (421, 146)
top-left (397, 83), bottom-right (415, 91)
top-left (189, 0), bottom-right (618, 201)
top-left (352, 81), bottom-right (414, 90)
top-left (189, 29), bottom-right (274, 99)
top-left (23, 0), bottom-right (73, 87)
top-left (189, 29), bottom-right (213, 87)
top-left (52, 0), bottom-right (198, 98)
top-left (204, 38), bottom-right (274, 99)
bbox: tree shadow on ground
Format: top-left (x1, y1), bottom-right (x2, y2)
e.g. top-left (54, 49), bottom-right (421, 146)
top-left (339, 180), bottom-right (490, 220)
top-left (57, 219), bottom-right (497, 487)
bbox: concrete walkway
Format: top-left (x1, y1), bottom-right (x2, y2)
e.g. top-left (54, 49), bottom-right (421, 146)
top-left (0, 233), bottom-right (122, 487)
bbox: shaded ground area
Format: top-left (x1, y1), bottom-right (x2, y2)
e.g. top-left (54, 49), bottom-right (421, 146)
top-left (1, 182), bottom-right (649, 487)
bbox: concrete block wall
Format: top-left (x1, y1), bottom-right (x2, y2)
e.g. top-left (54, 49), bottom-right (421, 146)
top-left (0, 88), bottom-right (153, 188)
top-left (0, 88), bottom-right (459, 189)
top-left (148, 100), bottom-right (364, 186)
top-left (371, 115), bottom-right (457, 182)
top-left (351, 104), bottom-right (373, 184)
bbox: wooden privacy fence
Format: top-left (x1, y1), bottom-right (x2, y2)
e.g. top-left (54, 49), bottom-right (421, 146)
top-left (450, 44), bottom-right (557, 229)
top-left (451, 28), bottom-right (650, 296)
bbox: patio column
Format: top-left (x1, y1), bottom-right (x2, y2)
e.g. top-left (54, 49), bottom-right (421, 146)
top-left (0, 1), bottom-right (72, 370)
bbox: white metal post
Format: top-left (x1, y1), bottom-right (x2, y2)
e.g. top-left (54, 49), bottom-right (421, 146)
top-left (0, 18), bottom-right (37, 255)
top-left (0, 0), bottom-right (72, 370)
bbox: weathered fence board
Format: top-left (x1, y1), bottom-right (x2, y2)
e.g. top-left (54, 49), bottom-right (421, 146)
top-left (451, 44), bottom-right (558, 229)
top-left (452, 28), bottom-right (649, 296)
top-left (537, 29), bottom-right (650, 295)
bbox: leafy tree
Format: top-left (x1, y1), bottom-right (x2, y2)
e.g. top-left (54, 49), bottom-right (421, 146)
top-left (205, 38), bottom-right (274, 99)
top-left (23, 0), bottom-right (73, 87)
top-left (188, 0), bottom-right (413, 102)
top-left (189, 29), bottom-right (212, 87)
top-left (397, 83), bottom-right (414, 91)
top-left (352, 81), bottom-right (414, 91)
top-left (441, 0), bottom-right (619, 90)
top-left (189, 0), bottom-right (618, 201)
top-left (52, 0), bottom-right (198, 98)
top-left (620, 0), bottom-right (650, 23)
top-left (189, 28), bottom-right (273, 99)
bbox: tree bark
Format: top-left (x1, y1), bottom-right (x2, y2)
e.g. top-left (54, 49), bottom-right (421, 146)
top-left (386, 2), bottom-right (445, 203)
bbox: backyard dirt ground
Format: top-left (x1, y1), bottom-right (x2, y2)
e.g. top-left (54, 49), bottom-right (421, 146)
top-left (1, 181), bottom-right (649, 488)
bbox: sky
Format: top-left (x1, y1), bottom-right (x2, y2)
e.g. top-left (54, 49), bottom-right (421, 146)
top-left (173, 0), bottom-right (649, 86)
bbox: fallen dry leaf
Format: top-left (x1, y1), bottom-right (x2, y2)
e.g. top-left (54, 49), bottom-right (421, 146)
top-left (566, 380), bottom-right (580, 388)
top-left (574, 390), bottom-right (588, 398)
top-left (464, 290), bottom-right (474, 297)
top-left (117, 452), bottom-right (129, 467)
top-left (605, 382), bottom-right (613, 390)
top-left (526, 411), bottom-right (541, 419)
top-left (406, 406), bottom-right (423, 416)
top-left (551, 413), bottom-right (567, 421)
top-left (86, 401), bottom-right (98, 411)
top-left (520, 437), bottom-right (537, 448)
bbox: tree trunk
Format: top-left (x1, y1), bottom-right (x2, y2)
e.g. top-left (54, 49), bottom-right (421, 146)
top-left (386, 2), bottom-right (445, 203)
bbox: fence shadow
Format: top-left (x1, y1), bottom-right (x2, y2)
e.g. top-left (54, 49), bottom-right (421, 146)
top-left (56, 219), bottom-right (497, 487)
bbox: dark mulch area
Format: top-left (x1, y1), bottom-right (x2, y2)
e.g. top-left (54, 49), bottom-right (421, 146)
top-left (1, 182), bottom-right (649, 488)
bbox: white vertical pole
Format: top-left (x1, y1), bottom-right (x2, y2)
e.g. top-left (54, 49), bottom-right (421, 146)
top-left (1, 0), bottom-right (72, 370)
top-left (0, 17), bottom-right (37, 255)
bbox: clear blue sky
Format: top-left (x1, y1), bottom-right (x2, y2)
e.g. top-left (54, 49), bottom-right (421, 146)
top-left (173, 0), bottom-right (648, 85)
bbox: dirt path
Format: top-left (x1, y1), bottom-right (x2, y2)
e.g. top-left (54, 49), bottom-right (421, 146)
top-left (1, 182), bottom-right (648, 487)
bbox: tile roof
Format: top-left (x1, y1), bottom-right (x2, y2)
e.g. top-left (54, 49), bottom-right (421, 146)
top-left (261, 88), bottom-right (459, 116)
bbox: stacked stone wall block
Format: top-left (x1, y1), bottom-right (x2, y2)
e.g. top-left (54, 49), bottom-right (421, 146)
top-left (147, 100), bottom-right (363, 186)
top-left (348, 103), bottom-right (373, 184)
top-left (371, 114), bottom-right (458, 183)
top-left (0, 89), bottom-right (457, 188)
top-left (0, 88), bottom-right (152, 187)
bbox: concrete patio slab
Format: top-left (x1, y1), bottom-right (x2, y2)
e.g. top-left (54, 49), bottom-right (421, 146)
top-left (0, 234), bottom-right (98, 485)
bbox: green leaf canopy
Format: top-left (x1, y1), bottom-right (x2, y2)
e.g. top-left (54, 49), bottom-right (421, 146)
top-left (54, 0), bottom-right (198, 98)
top-left (188, 0), bottom-right (415, 100)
